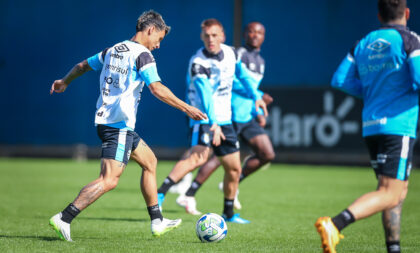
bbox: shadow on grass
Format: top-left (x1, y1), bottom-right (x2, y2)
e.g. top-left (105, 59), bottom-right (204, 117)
top-left (0, 234), bottom-right (60, 241)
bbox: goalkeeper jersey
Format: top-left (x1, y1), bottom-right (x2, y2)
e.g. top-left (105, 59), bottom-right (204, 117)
top-left (332, 24), bottom-right (420, 137)
top-left (87, 40), bottom-right (161, 130)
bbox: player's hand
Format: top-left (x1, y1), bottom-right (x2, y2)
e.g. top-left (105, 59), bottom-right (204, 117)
top-left (210, 123), bottom-right (225, 147)
top-left (50, 79), bottom-right (68, 94)
top-left (262, 93), bottom-right (273, 105)
top-left (185, 106), bottom-right (207, 121)
top-left (255, 99), bottom-right (268, 117)
top-left (257, 114), bottom-right (266, 128)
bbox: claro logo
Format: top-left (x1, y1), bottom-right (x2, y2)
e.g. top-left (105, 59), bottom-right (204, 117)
top-left (266, 91), bottom-right (359, 147)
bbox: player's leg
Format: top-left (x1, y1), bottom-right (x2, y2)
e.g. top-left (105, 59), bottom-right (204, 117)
top-left (382, 181), bottom-right (408, 253)
top-left (177, 154), bottom-right (220, 215)
top-left (157, 124), bottom-right (212, 207)
top-left (130, 138), bottom-right (181, 236)
top-left (49, 158), bottom-right (126, 241)
top-left (49, 125), bottom-right (131, 242)
top-left (219, 151), bottom-right (249, 223)
top-left (239, 119), bottom-right (275, 182)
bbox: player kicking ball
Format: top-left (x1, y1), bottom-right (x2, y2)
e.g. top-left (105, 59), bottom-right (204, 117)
top-left (49, 10), bottom-right (206, 241)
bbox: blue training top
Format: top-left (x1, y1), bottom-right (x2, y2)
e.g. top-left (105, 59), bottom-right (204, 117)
top-left (331, 24), bottom-right (420, 138)
top-left (231, 46), bottom-right (265, 123)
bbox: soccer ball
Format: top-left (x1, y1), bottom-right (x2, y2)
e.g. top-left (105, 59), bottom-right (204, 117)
top-left (195, 213), bottom-right (228, 243)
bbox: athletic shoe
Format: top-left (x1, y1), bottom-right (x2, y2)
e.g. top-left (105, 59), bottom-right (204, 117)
top-left (169, 173), bottom-right (193, 195)
top-left (184, 196), bottom-right (202, 215)
top-left (158, 193), bottom-right (165, 212)
top-left (176, 194), bottom-right (187, 207)
top-left (314, 217), bottom-right (344, 253)
top-left (151, 218), bottom-right (182, 237)
top-left (222, 213), bottom-right (250, 224)
top-left (218, 182), bottom-right (241, 210)
top-left (49, 213), bottom-right (73, 242)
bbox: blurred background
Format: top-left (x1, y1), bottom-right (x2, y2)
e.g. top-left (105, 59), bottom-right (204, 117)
top-left (1, 0), bottom-right (420, 165)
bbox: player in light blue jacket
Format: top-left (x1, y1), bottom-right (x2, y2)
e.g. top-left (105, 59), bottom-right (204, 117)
top-left (316, 1), bottom-right (420, 253)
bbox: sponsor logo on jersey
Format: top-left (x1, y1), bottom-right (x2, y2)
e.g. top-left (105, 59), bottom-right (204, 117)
top-left (367, 39), bottom-right (391, 53)
top-left (106, 64), bottom-right (128, 75)
top-left (115, 43), bottom-right (130, 53)
top-left (110, 53), bottom-right (124, 60)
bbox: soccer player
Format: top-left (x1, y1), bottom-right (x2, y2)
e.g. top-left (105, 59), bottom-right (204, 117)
top-left (49, 10), bottom-right (207, 241)
top-left (176, 22), bottom-right (275, 215)
top-left (315, 1), bottom-right (420, 252)
top-left (156, 18), bottom-right (267, 223)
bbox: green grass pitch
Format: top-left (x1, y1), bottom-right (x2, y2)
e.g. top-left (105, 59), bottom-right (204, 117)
top-left (0, 158), bottom-right (419, 252)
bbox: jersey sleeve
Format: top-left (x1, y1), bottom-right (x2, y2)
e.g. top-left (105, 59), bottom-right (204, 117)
top-left (191, 63), bottom-right (216, 124)
top-left (331, 53), bottom-right (363, 98)
top-left (405, 32), bottom-right (420, 90)
top-left (136, 52), bottom-right (161, 86)
top-left (87, 48), bottom-right (108, 71)
top-left (235, 60), bottom-right (263, 101)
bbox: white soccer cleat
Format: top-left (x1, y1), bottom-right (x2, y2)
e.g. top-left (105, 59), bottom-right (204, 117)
top-left (234, 190), bottom-right (242, 210)
top-left (184, 196), bottom-right (202, 215)
top-left (49, 213), bottom-right (73, 242)
top-left (151, 218), bottom-right (182, 237)
top-left (219, 182), bottom-right (241, 210)
top-left (169, 173), bottom-right (193, 195)
top-left (176, 194), bottom-right (187, 207)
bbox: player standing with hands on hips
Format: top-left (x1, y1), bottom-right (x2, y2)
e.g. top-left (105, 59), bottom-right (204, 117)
top-left (315, 1), bottom-right (420, 252)
top-left (49, 10), bottom-right (207, 241)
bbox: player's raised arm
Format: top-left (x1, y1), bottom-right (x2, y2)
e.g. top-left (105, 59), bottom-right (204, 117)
top-left (148, 81), bottom-right (207, 121)
top-left (50, 60), bottom-right (92, 94)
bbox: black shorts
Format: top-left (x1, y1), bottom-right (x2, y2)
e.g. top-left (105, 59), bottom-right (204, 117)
top-left (97, 125), bottom-right (141, 165)
top-left (364, 135), bottom-right (415, 181)
top-left (233, 118), bottom-right (265, 143)
top-left (189, 123), bottom-right (239, 156)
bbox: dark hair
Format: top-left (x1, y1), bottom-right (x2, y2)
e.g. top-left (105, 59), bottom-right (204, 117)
top-left (136, 10), bottom-right (171, 35)
top-left (378, 0), bottom-right (407, 22)
top-left (201, 18), bottom-right (224, 32)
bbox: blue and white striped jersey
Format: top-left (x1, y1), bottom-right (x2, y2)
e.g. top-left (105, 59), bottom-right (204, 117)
top-left (186, 44), bottom-right (262, 127)
top-left (231, 46), bottom-right (265, 123)
top-left (87, 40), bottom-right (161, 130)
top-left (332, 24), bottom-right (420, 137)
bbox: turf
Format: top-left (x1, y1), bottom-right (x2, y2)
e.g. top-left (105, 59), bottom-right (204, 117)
top-left (0, 158), bottom-right (419, 252)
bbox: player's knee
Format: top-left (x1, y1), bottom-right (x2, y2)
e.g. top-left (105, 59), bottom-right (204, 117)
top-left (143, 156), bottom-right (157, 173)
top-left (103, 177), bottom-right (119, 192)
top-left (259, 149), bottom-right (275, 163)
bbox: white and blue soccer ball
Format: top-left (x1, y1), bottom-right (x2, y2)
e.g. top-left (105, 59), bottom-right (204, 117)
top-left (195, 213), bottom-right (227, 243)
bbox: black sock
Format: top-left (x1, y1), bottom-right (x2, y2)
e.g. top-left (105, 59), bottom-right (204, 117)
top-left (386, 241), bottom-right (400, 253)
top-left (157, 177), bottom-right (176, 195)
top-left (61, 203), bottom-right (81, 224)
top-left (331, 209), bottom-right (355, 231)
top-left (147, 204), bottom-right (163, 221)
top-left (223, 198), bottom-right (234, 219)
top-left (185, 180), bottom-right (202, 197)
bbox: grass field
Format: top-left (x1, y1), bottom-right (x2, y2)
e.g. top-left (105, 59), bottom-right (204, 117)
top-left (0, 158), bottom-right (419, 252)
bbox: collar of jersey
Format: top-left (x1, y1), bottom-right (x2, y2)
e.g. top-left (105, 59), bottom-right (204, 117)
top-left (202, 48), bottom-right (224, 61)
top-left (381, 23), bottom-right (408, 31)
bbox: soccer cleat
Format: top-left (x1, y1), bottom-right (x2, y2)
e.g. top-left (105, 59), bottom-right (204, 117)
top-left (49, 213), bottom-right (73, 242)
top-left (222, 213), bottom-right (250, 224)
top-left (158, 193), bottom-right (165, 212)
top-left (315, 217), bottom-right (344, 253)
top-left (184, 196), bottom-right (202, 215)
top-left (151, 218), bottom-right (182, 237)
top-left (169, 173), bottom-right (193, 195)
top-left (176, 194), bottom-right (187, 207)
top-left (218, 182), bottom-right (241, 210)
